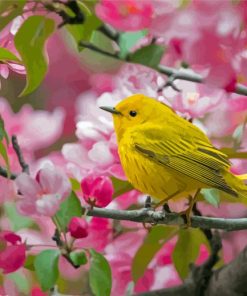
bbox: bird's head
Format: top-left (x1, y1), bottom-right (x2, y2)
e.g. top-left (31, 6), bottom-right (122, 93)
top-left (100, 94), bottom-right (174, 142)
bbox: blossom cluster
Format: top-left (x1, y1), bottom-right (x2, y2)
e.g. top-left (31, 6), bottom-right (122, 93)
top-left (0, 0), bottom-right (247, 295)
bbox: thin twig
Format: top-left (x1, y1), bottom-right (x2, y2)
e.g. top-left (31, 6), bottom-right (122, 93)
top-left (86, 207), bottom-right (247, 231)
top-left (0, 166), bottom-right (16, 180)
top-left (11, 135), bottom-right (29, 174)
top-left (78, 41), bottom-right (120, 59)
top-left (98, 24), bottom-right (120, 42)
top-left (158, 74), bottom-right (181, 92)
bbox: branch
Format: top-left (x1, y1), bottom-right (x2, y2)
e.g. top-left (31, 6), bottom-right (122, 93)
top-left (86, 207), bottom-right (247, 231)
top-left (0, 166), bottom-right (16, 180)
top-left (98, 24), bottom-right (120, 42)
top-left (11, 135), bottom-right (29, 174)
top-left (79, 42), bottom-right (247, 96)
top-left (205, 246), bottom-right (247, 295)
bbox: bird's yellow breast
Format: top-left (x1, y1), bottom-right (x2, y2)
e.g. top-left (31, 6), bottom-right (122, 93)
top-left (118, 138), bottom-right (203, 201)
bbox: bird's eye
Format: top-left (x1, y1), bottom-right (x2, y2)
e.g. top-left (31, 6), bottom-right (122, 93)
top-left (129, 110), bottom-right (137, 117)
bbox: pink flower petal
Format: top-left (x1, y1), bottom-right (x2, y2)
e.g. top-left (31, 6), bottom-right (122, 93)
top-left (15, 173), bottom-right (41, 200)
top-left (0, 244), bottom-right (26, 274)
top-left (38, 165), bottom-right (71, 199)
top-left (36, 194), bottom-right (61, 216)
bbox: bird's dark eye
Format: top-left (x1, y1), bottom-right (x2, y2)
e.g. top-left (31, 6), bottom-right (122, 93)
top-left (129, 110), bottom-right (137, 117)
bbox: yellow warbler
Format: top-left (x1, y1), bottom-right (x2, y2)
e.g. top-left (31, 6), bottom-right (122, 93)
top-left (100, 94), bottom-right (247, 211)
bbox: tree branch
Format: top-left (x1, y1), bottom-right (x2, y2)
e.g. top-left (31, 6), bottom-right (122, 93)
top-left (12, 135), bottom-right (29, 174)
top-left (79, 41), bottom-right (247, 96)
top-left (86, 207), bottom-right (247, 231)
top-left (0, 166), bottom-right (16, 180)
top-left (138, 244), bottom-right (247, 296)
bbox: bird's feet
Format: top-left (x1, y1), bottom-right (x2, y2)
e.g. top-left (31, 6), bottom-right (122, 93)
top-left (142, 196), bottom-right (170, 230)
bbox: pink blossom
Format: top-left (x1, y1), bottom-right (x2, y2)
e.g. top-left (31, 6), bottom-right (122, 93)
top-left (163, 80), bottom-right (224, 118)
top-left (95, 0), bottom-right (153, 31)
top-left (81, 175), bottom-right (113, 208)
top-left (152, 0), bottom-right (245, 90)
top-left (0, 231), bottom-right (26, 274)
top-left (75, 217), bottom-right (112, 252)
top-left (15, 163), bottom-right (71, 216)
top-left (68, 217), bottom-right (88, 239)
top-left (0, 16), bottom-right (25, 82)
top-left (31, 287), bottom-right (47, 296)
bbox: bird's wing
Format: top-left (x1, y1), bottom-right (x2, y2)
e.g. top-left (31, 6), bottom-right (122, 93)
top-left (132, 125), bottom-right (237, 197)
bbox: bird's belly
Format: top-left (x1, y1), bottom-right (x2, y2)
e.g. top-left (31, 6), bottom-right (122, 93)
top-left (119, 147), bottom-right (197, 201)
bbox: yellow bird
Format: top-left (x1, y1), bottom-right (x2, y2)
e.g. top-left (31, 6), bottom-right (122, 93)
top-left (100, 94), bottom-right (247, 219)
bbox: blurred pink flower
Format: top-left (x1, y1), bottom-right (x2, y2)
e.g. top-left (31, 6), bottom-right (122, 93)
top-left (95, 0), bottom-right (153, 31)
top-left (0, 178), bottom-right (16, 204)
top-left (152, 0), bottom-right (245, 90)
top-left (45, 34), bottom-right (91, 136)
top-left (31, 287), bottom-right (47, 296)
top-left (15, 163), bottom-right (71, 216)
top-left (0, 231), bottom-right (26, 274)
top-left (0, 98), bottom-right (65, 152)
top-left (68, 217), bottom-right (88, 239)
top-left (90, 73), bottom-right (114, 94)
top-left (107, 252), bottom-right (154, 295)
top-left (203, 96), bottom-right (247, 138)
top-left (81, 175), bottom-right (113, 208)
top-left (0, 64), bottom-right (9, 88)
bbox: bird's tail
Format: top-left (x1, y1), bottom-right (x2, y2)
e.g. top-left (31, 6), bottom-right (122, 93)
top-left (224, 172), bottom-right (247, 199)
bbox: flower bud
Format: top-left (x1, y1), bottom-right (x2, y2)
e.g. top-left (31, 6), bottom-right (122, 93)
top-left (68, 217), bottom-right (88, 239)
top-left (0, 231), bottom-right (26, 274)
top-left (81, 175), bottom-right (113, 208)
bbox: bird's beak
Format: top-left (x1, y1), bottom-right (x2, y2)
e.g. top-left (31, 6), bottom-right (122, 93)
top-left (100, 106), bottom-right (121, 115)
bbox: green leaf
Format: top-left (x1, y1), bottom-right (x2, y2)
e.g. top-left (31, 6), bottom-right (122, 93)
top-left (69, 251), bottom-right (88, 266)
top-left (89, 249), bottom-right (112, 296)
top-left (119, 31), bottom-right (147, 59)
top-left (0, 141), bottom-right (10, 177)
top-left (172, 229), bottom-right (209, 279)
top-left (111, 177), bottom-right (133, 198)
top-left (201, 188), bottom-right (220, 207)
top-left (129, 44), bottom-right (165, 68)
top-left (132, 226), bottom-right (177, 282)
top-left (24, 254), bottom-right (35, 271)
top-left (34, 249), bottom-right (60, 291)
top-left (14, 15), bottom-right (55, 96)
top-left (70, 178), bottom-right (81, 191)
top-left (55, 191), bottom-right (83, 232)
top-left (0, 116), bottom-right (9, 145)
top-left (66, 14), bottom-right (102, 51)
top-left (0, 0), bottom-right (26, 31)
top-left (4, 202), bottom-right (35, 231)
top-left (232, 124), bottom-right (244, 147)
top-left (0, 48), bottom-right (20, 63)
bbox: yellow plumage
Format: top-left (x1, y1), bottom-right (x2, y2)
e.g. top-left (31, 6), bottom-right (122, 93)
top-left (101, 94), bottom-right (247, 206)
